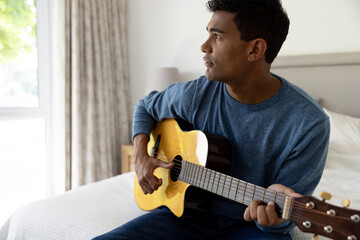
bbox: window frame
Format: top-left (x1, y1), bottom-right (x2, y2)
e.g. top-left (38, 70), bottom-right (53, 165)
top-left (0, 0), bottom-right (59, 196)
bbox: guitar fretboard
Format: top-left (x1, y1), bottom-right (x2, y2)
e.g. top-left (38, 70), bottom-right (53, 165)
top-left (178, 160), bottom-right (288, 214)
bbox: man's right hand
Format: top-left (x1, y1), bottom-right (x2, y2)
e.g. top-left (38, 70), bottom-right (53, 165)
top-left (133, 133), bottom-right (174, 194)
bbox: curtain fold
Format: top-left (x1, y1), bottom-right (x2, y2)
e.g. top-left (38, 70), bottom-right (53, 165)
top-left (65, 0), bottom-right (131, 190)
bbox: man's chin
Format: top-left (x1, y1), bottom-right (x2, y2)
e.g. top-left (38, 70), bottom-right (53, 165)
top-left (205, 71), bottom-right (223, 82)
top-left (205, 69), bottom-right (215, 81)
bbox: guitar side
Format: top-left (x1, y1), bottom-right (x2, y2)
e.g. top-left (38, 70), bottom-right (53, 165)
top-left (134, 119), bottom-right (209, 217)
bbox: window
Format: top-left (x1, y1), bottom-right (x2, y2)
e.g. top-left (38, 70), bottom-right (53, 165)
top-left (0, 0), bottom-right (57, 226)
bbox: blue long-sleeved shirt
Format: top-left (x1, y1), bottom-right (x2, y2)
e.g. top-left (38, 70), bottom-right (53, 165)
top-left (132, 74), bottom-right (330, 234)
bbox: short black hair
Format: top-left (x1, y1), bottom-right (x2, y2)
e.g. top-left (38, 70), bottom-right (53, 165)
top-left (207, 0), bottom-right (289, 63)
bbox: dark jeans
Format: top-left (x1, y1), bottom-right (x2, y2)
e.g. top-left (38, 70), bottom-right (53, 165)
top-left (93, 207), bottom-right (291, 240)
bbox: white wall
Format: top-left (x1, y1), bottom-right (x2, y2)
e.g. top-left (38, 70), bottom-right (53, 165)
top-left (127, 0), bottom-right (360, 110)
top-left (281, 0), bottom-right (360, 55)
top-left (127, 0), bottom-right (210, 110)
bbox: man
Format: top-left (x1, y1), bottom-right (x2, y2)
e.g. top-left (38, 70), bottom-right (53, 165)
top-left (94, 0), bottom-right (329, 239)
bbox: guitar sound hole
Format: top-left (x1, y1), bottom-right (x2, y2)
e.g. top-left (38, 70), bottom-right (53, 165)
top-left (170, 155), bottom-right (182, 182)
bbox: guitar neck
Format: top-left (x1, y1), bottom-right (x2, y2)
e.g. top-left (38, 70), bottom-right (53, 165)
top-left (178, 160), bottom-right (293, 219)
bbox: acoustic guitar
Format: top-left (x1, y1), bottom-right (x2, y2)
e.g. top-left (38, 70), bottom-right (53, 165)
top-left (134, 119), bottom-right (360, 239)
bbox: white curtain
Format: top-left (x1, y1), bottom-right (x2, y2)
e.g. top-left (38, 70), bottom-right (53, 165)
top-left (65, 0), bottom-right (131, 189)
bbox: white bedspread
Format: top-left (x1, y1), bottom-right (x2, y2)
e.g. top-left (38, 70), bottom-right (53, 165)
top-left (1, 172), bottom-right (145, 240)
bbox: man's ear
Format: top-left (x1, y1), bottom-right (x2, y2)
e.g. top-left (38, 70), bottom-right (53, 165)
top-left (247, 38), bottom-right (267, 62)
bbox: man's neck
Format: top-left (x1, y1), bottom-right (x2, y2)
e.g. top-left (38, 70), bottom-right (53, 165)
top-left (225, 69), bottom-right (281, 105)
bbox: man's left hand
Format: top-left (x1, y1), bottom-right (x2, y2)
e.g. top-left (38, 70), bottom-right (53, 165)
top-left (243, 184), bottom-right (302, 226)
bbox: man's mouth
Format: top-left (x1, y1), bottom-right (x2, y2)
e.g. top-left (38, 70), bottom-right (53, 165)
top-left (203, 56), bottom-right (214, 68)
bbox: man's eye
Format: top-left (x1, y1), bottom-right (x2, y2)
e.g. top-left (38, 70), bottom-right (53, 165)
top-left (214, 33), bottom-right (221, 39)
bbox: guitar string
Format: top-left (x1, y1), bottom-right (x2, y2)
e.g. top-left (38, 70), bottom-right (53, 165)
top-left (175, 170), bottom-right (289, 204)
top-left (174, 160), bottom-right (288, 202)
top-left (152, 152), bottom-right (339, 210)
top-left (152, 154), bottom-right (358, 236)
top-left (152, 150), bottom-right (289, 203)
top-left (152, 151), bottom-right (360, 212)
top-left (152, 152), bottom-right (356, 232)
top-left (150, 149), bottom-right (359, 237)
top-left (159, 157), bottom-right (289, 203)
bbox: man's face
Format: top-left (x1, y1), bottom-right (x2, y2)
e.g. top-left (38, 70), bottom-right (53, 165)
top-left (201, 11), bottom-right (250, 83)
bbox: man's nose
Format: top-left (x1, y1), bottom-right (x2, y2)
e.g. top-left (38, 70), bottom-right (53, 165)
top-left (200, 38), bottom-right (212, 53)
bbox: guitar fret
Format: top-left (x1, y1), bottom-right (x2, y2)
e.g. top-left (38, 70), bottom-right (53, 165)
top-left (192, 163), bottom-right (198, 186)
top-left (192, 163), bottom-right (197, 184)
top-left (228, 178), bottom-right (236, 200)
top-left (181, 161), bottom-right (186, 181)
top-left (183, 162), bottom-right (188, 182)
top-left (251, 185), bottom-right (256, 201)
top-left (198, 165), bottom-right (203, 187)
top-left (218, 173), bottom-right (223, 195)
top-left (199, 168), bottom-right (205, 189)
top-left (222, 174), bottom-right (228, 197)
top-left (255, 187), bottom-right (266, 201)
top-left (201, 167), bottom-right (206, 187)
top-left (261, 188), bottom-right (266, 202)
top-left (234, 179), bottom-right (240, 201)
top-left (223, 175), bottom-right (230, 197)
top-left (181, 161), bottom-right (187, 182)
top-left (217, 173), bottom-right (222, 195)
top-left (189, 162), bottom-right (194, 184)
top-left (226, 177), bottom-right (232, 198)
top-left (197, 165), bottom-right (202, 187)
top-left (233, 178), bottom-right (240, 201)
top-left (232, 178), bottom-right (239, 201)
top-left (196, 164), bottom-right (201, 187)
top-left (227, 177), bottom-right (233, 199)
top-left (190, 163), bottom-right (196, 185)
top-left (208, 170), bottom-right (214, 192)
top-left (221, 174), bottom-right (225, 196)
top-left (187, 162), bottom-right (192, 183)
top-left (204, 169), bottom-right (208, 190)
top-left (205, 169), bottom-right (209, 190)
top-left (215, 172), bottom-right (220, 195)
top-left (235, 181), bottom-right (245, 203)
top-left (264, 189), bottom-right (276, 204)
top-left (242, 182), bottom-right (247, 204)
top-left (211, 170), bottom-right (216, 193)
top-left (243, 183), bottom-right (255, 205)
top-left (225, 175), bottom-right (230, 197)
top-left (221, 175), bottom-right (226, 196)
top-left (188, 162), bottom-right (192, 183)
top-left (206, 169), bottom-right (211, 191)
top-left (274, 192), bottom-right (277, 203)
top-left (198, 164), bottom-right (203, 187)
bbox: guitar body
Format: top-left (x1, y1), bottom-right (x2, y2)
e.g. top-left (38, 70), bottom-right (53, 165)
top-left (134, 118), bottom-right (231, 217)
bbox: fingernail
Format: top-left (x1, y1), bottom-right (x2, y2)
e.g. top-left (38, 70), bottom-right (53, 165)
top-left (268, 201), bottom-right (275, 206)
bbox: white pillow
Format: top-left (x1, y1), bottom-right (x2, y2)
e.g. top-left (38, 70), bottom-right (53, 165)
top-left (324, 108), bottom-right (360, 155)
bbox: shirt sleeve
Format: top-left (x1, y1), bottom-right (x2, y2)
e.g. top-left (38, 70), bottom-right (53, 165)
top-left (132, 80), bottom-right (197, 141)
top-left (256, 116), bottom-right (330, 234)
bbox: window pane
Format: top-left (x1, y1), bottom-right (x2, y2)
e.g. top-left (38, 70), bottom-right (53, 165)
top-left (0, 118), bottom-right (47, 226)
top-left (0, 0), bottom-right (38, 107)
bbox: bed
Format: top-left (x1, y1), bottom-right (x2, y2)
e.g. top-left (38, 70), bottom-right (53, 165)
top-left (1, 52), bottom-right (360, 240)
